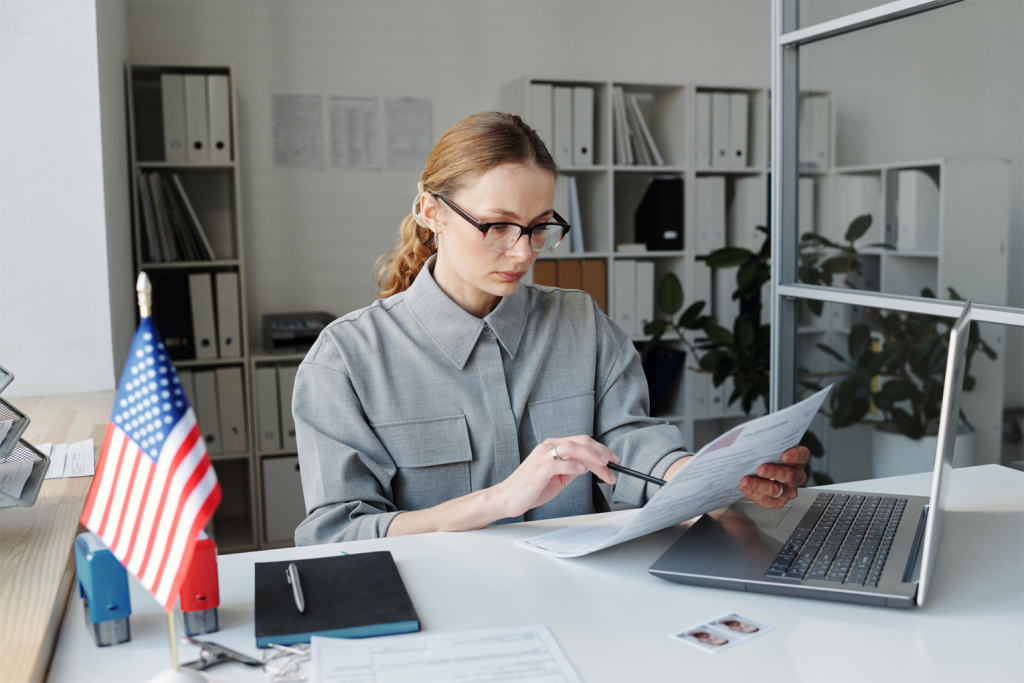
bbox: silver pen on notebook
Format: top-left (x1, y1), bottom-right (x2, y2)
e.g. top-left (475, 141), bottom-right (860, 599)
top-left (286, 562), bottom-right (305, 613)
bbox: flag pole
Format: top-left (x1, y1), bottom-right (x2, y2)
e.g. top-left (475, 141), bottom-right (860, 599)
top-left (167, 611), bottom-right (180, 672)
top-left (137, 272), bottom-right (152, 319)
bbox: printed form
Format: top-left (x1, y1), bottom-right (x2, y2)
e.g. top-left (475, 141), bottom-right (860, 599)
top-left (311, 625), bottom-right (580, 683)
top-left (517, 386), bottom-right (832, 558)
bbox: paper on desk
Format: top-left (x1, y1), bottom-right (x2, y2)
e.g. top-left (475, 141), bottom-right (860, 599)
top-left (311, 625), bottom-right (581, 683)
top-left (0, 459), bottom-right (33, 504)
top-left (63, 439), bottom-right (95, 477)
top-left (0, 419), bottom-right (13, 444)
top-left (517, 386), bottom-right (832, 558)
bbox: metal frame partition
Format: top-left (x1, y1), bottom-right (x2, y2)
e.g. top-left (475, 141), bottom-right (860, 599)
top-left (768, 0), bottom-right (1024, 414)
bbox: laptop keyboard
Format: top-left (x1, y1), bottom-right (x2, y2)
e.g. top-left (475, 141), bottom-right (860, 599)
top-left (765, 493), bottom-right (907, 587)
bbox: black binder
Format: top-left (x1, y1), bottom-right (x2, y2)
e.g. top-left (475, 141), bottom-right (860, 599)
top-left (148, 270), bottom-right (195, 360)
top-left (635, 176), bottom-right (683, 251)
top-left (254, 551), bottom-right (420, 647)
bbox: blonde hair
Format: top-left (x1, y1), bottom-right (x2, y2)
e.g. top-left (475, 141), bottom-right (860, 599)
top-left (375, 111), bottom-right (558, 298)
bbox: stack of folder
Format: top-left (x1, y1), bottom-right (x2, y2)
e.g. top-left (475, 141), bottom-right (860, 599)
top-left (696, 91), bottom-right (749, 170)
top-left (529, 84), bottom-right (594, 167)
top-left (149, 271), bottom-right (242, 362)
top-left (161, 73), bottom-right (232, 163)
top-left (531, 259), bottom-right (606, 313)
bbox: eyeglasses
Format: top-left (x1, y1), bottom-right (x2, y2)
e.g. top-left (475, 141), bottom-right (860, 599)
top-left (432, 194), bottom-right (571, 253)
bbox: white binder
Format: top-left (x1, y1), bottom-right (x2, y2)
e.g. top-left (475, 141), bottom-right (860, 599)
top-left (728, 93), bottom-right (748, 168)
top-left (256, 367), bottom-right (281, 453)
top-left (695, 176), bottom-right (726, 255)
top-left (530, 83), bottom-right (553, 153)
top-left (809, 96), bottom-right (830, 169)
top-left (710, 92), bottom-right (730, 169)
top-left (188, 273), bottom-right (219, 358)
top-left (552, 178), bottom-right (571, 255)
top-left (714, 266), bottom-right (740, 327)
top-left (192, 370), bottom-right (222, 455)
top-left (214, 272), bottom-right (241, 358)
top-left (277, 365), bottom-right (298, 451)
top-left (572, 87), bottom-right (594, 166)
top-left (692, 370), bottom-right (710, 418)
top-left (552, 87), bottom-right (573, 166)
top-left (206, 74), bottom-right (231, 163)
top-left (215, 366), bottom-right (247, 453)
top-left (568, 176), bottom-right (584, 253)
top-left (696, 92), bottom-right (711, 169)
top-left (834, 174), bottom-right (881, 244)
top-left (261, 455), bottom-right (307, 543)
top-left (798, 177), bottom-right (815, 236)
top-left (636, 261), bottom-right (656, 335)
top-left (161, 74), bottom-right (187, 162)
top-left (177, 369), bottom-right (196, 410)
top-left (897, 169), bottom-right (940, 251)
top-left (184, 74), bottom-right (209, 162)
top-left (730, 176), bottom-right (768, 253)
top-left (613, 260), bottom-right (637, 337)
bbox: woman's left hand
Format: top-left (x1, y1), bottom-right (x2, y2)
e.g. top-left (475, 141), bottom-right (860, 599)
top-left (738, 446), bottom-right (810, 508)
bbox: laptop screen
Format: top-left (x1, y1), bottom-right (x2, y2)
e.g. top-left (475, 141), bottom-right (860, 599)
top-left (916, 301), bottom-right (972, 608)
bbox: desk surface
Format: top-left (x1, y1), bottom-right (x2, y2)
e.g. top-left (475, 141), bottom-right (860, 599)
top-left (0, 391), bottom-right (113, 683)
top-left (48, 465), bottom-right (1024, 683)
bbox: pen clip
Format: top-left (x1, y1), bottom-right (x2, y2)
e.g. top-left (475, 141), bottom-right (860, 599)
top-left (285, 562), bottom-right (305, 613)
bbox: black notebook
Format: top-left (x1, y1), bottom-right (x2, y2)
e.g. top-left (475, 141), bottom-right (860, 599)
top-left (254, 551), bottom-right (420, 647)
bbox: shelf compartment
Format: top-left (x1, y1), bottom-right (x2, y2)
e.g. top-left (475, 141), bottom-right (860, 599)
top-left (208, 456), bottom-right (256, 553)
top-left (613, 83), bottom-right (686, 168)
top-left (613, 171), bottom-right (685, 251)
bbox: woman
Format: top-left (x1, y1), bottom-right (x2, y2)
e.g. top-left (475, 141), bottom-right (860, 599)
top-left (293, 111), bottom-right (807, 545)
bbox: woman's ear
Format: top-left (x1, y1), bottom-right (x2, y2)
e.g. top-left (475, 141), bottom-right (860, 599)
top-left (419, 193), bottom-right (443, 234)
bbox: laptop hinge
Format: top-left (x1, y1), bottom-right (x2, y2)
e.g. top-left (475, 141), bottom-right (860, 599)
top-left (902, 504), bottom-right (930, 584)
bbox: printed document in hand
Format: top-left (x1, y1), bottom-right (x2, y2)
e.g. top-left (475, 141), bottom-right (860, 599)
top-left (517, 386), bottom-right (832, 558)
top-left (311, 625), bottom-right (581, 683)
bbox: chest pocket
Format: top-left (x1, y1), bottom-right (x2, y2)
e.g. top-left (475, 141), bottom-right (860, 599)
top-left (371, 414), bottom-right (472, 512)
top-left (528, 391), bottom-right (596, 444)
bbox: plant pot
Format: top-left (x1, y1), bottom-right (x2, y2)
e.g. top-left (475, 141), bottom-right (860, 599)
top-left (871, 423), bottom-right (974, 479)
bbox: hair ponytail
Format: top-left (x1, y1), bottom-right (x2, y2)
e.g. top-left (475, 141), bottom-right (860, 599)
top-left (374, 213), bottom-right (436, 299)
top-left (374, 111), bottom-right (557, 297)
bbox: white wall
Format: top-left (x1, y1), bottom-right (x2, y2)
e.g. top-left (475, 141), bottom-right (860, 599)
top-left (0, 1), bottom-right (117, 397)
top-left (800, 0), bottom-right (1023, 407)
top-left (124, 0), bottom-right (772, 347)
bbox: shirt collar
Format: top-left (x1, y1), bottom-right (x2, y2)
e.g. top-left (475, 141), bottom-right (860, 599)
top-left (406, 255), bottom-right (527, 369)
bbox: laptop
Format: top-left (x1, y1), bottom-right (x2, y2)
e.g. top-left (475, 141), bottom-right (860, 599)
top-left (649, 302), bottom-right (972, 609)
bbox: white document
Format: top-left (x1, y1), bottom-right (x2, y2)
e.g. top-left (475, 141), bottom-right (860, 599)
top-left (272, 94), bottom-right (325, 168)
top-left (384, 97), bottom-right (432, 171)
top-left (0, 419), bottom-right (12, 446)
top-left (63, 439), bottom-right (95, 477)
top-left (311, 625), bottom-right (581, 683)
top-left (329, 96), bottom-right (380, 169)
top-left (517, 386), bottom-right (833, 558)
top-left (45, 443), bottom-right (67, 479)
top-left (0, 459), bottom-right (33, 502)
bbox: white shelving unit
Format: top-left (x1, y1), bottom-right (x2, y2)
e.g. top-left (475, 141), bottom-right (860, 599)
top-left (800, 157), bottom-right (1010, 467)
top-left (127, 64), bottom-right (257, 553)
top-left (501, 78), bottom-right (772, 452)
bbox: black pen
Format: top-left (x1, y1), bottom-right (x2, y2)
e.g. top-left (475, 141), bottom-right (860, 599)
top-left (608, 462), bottom-right (666, 486)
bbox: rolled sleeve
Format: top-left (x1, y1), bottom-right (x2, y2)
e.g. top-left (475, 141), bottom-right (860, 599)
top-left (292, 346), bottom-right (403, 545)
top-left (594, 328), bottom-right (689, 508)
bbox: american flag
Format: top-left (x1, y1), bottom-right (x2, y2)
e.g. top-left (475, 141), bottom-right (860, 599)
top-left (80, 317), bottom-right (221, 612)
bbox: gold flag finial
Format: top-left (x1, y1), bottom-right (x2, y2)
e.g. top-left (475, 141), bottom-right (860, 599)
top-left (136, 272), bottom-right (152, 318)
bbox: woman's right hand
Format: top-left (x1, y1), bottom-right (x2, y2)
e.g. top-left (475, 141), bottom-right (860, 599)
top-left (488, 436), bottom-right (619, 520)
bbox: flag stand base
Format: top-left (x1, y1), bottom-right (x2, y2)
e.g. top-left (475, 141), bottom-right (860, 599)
top-left (147, 668), bottom-right (209, 683)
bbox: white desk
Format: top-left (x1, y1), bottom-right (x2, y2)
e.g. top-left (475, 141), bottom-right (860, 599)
top-left (48, 465), bottom-right (1024, 682)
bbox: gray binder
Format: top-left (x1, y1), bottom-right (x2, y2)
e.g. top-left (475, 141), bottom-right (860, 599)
top-left (215, 366), bottom-right (247, 453)
top-left (261, 455), bottom-right (306, 543)
top-left (177, 369), bottom-right (196, 410)
top-left (255, 367), bottom-right (281, 453)
top-left (277, 365), bottom-right (298, 451)
top-left (215, 272), bottom-right (242, 358)
top-left (192, 370), bottom-right (222, 455)
top-left (189, 273), bottom-right (218, 359)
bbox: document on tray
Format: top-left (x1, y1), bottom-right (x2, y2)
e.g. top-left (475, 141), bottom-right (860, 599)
top-left (517, 385), bottom-right (832, 558)
top-left (310, 625), bottom-right (581, 683)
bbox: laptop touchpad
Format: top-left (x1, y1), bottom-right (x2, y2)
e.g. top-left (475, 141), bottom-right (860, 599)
top-left (720, 502), bottom-right (793, 529)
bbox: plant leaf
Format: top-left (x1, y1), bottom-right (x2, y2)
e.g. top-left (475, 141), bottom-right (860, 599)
top-left (891, 407), bottom-right (924, 440)
top-left (677, 301), bottom-right (706, 329)
top-left (643, 319), bottom-right (669, 337)
top-left (705, 324), bottom-right (734, 346)
top-left (879, 379), bottom-right (916, 402)
top-left (735, 316), bottom-right (755, 349)
top-left (706, 247), bottom-right (752, 269)
top-left (847, 324), bottom-right (871, 362)
top-left (821, 256), bottom-right (849, 274)
top-left (657, 272), bottom-right (684, 316)
top-left (845, 214), bottom-right (873, 243)
top-left (800, 430), bottom-right (824, 458)
top-left (816, 343), bottom-right (847, 364)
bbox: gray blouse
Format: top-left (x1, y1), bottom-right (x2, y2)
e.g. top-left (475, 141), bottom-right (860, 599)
top-left (292, 258), bottom-right (688, 545)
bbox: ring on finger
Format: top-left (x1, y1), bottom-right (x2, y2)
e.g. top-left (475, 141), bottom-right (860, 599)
top-left (550, 446), bottom-right (561, 461)
top-left (772, 482), bottom-right (785, 498)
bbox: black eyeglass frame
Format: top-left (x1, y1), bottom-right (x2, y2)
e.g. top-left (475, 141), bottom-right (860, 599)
top-left (431, 193), bottom-right (571, 252)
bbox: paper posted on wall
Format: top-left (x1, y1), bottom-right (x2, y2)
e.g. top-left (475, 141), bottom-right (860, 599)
top-left (517, 385), bottom-right (832, 558)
